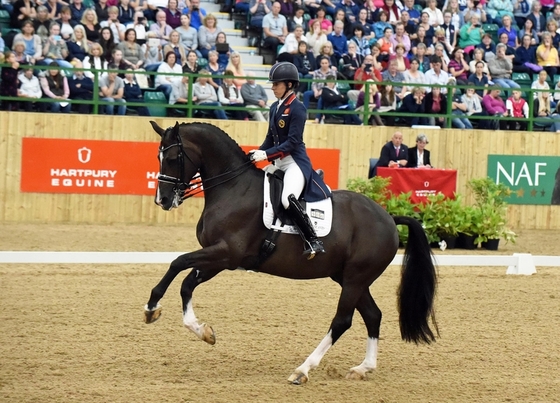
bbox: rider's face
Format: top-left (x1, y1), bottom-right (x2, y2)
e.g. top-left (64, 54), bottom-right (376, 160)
top-left (272, 81), bottom-right (288, 99)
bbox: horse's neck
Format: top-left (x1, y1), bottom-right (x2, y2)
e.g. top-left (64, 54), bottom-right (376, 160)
top-left (201, 163), bottom-right (263, 203)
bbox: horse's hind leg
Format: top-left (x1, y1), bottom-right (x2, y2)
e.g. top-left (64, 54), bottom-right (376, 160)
top-left (346, 289), bottom-right (382, 380)
top-left (287, 284), bottom-right (363, 385)
top-left (179, 267), bottom-right (224, 345)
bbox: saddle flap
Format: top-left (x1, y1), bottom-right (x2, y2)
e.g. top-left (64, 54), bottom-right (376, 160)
top-left (262, 166), bottom-right (332, 237)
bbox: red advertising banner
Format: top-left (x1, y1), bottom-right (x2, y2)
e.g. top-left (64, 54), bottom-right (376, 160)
top-left (377, 167), bottom-right (457, 204)
top-left (20, 138), bottom-right (340, 196)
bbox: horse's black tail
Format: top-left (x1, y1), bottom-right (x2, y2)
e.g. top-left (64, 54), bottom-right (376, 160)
top-left (393, 216), bottom-right (439, 344)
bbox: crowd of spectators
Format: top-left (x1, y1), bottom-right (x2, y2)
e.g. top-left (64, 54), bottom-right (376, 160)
top-left (0, 0), bottom-right (272, 119)
top-left (237, 0), bottom-right (560, 129)
top-left (2, 0), bottom-right (560, 129)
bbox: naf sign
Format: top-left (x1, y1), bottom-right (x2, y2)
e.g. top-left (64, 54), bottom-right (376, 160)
top-left (487, 155), bottom-right (560, 205)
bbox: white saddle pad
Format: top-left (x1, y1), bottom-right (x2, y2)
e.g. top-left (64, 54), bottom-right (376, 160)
top-left (262, 165), bottom-right (333, 237)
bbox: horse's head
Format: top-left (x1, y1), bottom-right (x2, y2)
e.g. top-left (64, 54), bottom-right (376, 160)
top-left (151, 121), bottom-right (200, 211)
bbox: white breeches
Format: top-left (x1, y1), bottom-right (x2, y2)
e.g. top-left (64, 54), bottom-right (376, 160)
top-left (275, 156), bottom-right (305, 209)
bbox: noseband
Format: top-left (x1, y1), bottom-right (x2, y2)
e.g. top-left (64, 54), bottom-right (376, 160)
top-left (158, 131), bottom-right (253, 202)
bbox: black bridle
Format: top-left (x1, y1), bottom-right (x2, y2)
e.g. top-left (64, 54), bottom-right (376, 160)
top-left (157, 131), bottom-right (253, 202)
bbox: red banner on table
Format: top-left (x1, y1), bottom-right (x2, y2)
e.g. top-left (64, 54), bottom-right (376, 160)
top-left (377, 167), bottom-right (457, 204)
top-left (20, 138), bottom-right (340, 196)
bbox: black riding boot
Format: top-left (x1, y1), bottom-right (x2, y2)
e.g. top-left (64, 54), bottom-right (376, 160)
top-left (287, 194), bottom-right (326, 260)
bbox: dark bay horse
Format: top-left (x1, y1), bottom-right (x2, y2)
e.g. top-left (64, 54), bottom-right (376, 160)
top-left (145, 121), bottom-right (438, 384)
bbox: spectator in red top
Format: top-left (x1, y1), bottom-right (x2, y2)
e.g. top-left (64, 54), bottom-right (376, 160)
top-left (354, 54), bottom-right (382, 90)
top-left (448, 48), bottom-right (470, 86)
top-left (505, 90), bottom-right (529, 130)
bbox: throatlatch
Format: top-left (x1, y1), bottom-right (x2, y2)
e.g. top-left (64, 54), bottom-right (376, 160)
top-left (287, 194), bottom-right (326, 260)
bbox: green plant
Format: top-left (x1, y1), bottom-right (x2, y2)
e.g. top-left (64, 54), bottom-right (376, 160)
top-left (347, 176), bottom-right (391, 207)
top-left (467, 178), bottom-right (516, 244)
top-left (417, 193), bottom-right (465, 243)
top-left (472, 204), bottom-right (517, 244)
top-left (467, 177), bottom-right (512, 207)
top-left (384, 192), bottom-right (419, 245)
top-left (456, 205), bottom-right (481, 236)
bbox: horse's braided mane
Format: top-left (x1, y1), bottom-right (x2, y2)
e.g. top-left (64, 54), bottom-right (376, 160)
top-left (178, 122), bottom-right (250, 162)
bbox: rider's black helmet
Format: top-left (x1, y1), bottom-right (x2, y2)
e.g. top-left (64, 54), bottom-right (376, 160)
top-left (268, 62), bottom-right (300, 89)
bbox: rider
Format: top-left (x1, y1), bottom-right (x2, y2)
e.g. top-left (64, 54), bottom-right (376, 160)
top-left (249, 62), bottom-right (331, 260)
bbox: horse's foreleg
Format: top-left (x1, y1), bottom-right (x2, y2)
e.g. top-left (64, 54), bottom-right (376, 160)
top-left (346, 289), bottom-right (382, 380)
top-left (144, 242), bottom-right (229, 324)
top-left (288, 285), bottom-right (362, 385)
top-left (180, 268), bottom-right (225, 345)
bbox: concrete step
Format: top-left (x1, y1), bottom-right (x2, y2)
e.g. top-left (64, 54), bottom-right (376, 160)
top-left (201, 2), bottom-right (221, 13)
top-left (245, 64), bottom-right (272, 74)
top-left (223, 28), bottom-right (244, 38)
top-left (237, 54), bottom-right (263, 64)
top-left (214, 12), bottom-right (232, 21)
top-left (216, 19), bottom-right (235, 29)
top-left (227, 36), bottom-right (249, 47)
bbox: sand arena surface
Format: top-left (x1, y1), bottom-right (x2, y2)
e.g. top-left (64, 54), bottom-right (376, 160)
top-left (1, 223), bottom-right (559, 403)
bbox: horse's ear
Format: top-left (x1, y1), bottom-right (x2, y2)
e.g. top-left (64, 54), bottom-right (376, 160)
top-left (150, 121), bottom-right (166, 137)
top-left (171, 121), bottom-right (180, 137)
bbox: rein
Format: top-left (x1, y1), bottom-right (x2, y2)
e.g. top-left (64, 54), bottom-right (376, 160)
top-left (158, 134), bottom-right (253, 202)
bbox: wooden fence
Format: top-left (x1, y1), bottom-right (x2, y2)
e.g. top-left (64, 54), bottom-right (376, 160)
top-left (1, 112), bottom-right (559, 229)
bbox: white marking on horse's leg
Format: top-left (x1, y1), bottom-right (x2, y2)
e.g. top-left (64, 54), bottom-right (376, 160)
top-left (348, 337), bottom-right (378, 378)
top-left (294, 331), bottom-right (333, 377)
top-left (182, 300), bottom-right (205, 340)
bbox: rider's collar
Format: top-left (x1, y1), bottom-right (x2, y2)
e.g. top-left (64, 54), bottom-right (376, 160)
top-left (277, 91), bottom-right (296, 107)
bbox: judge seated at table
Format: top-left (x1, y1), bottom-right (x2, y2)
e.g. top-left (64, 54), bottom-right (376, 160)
top-left (407, 134), bottom-right (432, 169)
top-left (372, 131), bottom-right (409, 176)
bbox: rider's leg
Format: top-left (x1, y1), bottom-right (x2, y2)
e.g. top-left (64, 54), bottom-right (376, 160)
top-left (278, 157), bottom-right (326, 260)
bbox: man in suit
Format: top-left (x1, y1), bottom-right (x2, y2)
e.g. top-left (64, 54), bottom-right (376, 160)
top-left (407, 134), bottom-right (432, 168)
top-left (374, 132), bottom-right (409, 175)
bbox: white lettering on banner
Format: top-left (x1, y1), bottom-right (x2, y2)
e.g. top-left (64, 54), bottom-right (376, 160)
top-left (147, 181), bottom-right (156, 189)
top-left (50, 169), bottom-right (118, 178)
top-left (496, 162), bottom-right (548, 187)
top-left (146, 172), bottom-right (158, 179)
top-left (415, 190), bottom-right (437, 197)
top-left (51, 178), bottom-right (115, 187)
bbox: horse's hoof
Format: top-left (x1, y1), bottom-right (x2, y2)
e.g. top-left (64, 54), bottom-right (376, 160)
top-left (345, 369), bottom-right (367, 381)
top-left (287, 371), bottom-right (308, 385)
top-left (144, 304), bottom-right (162, 324)
top-left (201, 323), bottom-right (216, 345)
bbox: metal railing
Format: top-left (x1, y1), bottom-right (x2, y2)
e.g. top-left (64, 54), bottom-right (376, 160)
top-left (0, 62), bottom-right (556, 131)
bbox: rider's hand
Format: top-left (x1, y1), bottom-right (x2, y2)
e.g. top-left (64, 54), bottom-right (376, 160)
top-left (248, 149), bottom-right (267, 162)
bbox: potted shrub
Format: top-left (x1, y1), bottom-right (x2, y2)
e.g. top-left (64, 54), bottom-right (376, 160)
top-left (466, 177), bottom-right (517, 249)
top-left (347, 176), bottom-right (391, 208)
top-left (417, 193), bottom-right (464, 249)
top-left (457, 206), bottom-right (483, 249)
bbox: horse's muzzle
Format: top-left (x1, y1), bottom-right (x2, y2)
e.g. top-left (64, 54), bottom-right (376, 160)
top-left (155, 196), bottom-right (174, 211)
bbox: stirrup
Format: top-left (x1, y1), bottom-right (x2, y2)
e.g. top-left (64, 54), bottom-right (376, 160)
top-left (303, 239), bottom-right (325, 260)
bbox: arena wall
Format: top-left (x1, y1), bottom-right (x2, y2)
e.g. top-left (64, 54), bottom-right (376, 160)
top-left (1, 112), bottom-right (559, 229)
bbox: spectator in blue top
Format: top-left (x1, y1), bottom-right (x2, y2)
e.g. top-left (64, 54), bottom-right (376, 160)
top-left (70, 0), bottom-right (86, 26)
top-left (183, 0), bottom-right (207, 30)
top-left (468, 60), bottom-right (490, 99)
top-left (402, 0), bottom-right (420, 24)
top-left (336, 0), bottom-right (360, 26)
top-left (497, 15), bottom-right (519, 48)
top-left (477, 33), bottom-right (496, 60)
top-left (513, 34), bottom-right (539, 74)
top-left (327, 20), bottom-right (348, 58)
top-left (372, 11), bottom-right (392, 39)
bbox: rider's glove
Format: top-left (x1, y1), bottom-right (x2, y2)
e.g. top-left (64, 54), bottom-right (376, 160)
top-left (249, 149), bottom-right (268, 162)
